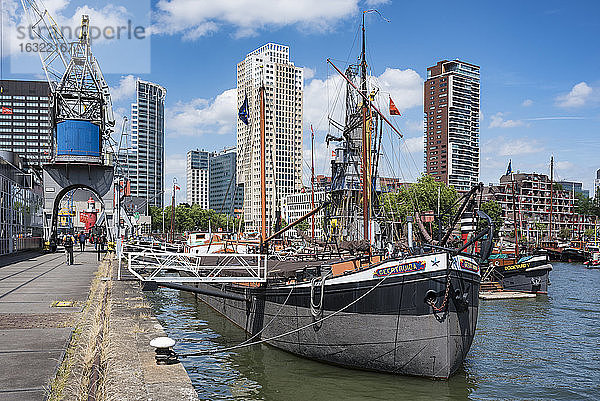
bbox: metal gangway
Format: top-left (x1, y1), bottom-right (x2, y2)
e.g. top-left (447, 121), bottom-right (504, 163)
top-left (116, 239), bottom-right (267, 285)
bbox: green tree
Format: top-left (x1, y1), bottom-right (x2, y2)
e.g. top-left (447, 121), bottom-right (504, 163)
top-left (380, 174), bottom-right (458, 237)
top-left (574, 193), bottom-right (593, 215)
top-left (479, 200), bottom-right (504, 238)
top-left (559, 227), bottom-right (571, 240)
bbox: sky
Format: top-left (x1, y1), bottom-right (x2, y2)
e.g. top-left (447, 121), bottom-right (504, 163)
top-left (1, 0), bottom-right (599, 204)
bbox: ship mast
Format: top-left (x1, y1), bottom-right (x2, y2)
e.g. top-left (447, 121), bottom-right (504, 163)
top-left (259, 84), bottom-right (267, 247)
top-left (360, 12), bottom-right (371, 245)
top-left (549, 155), bottom-right (554, 240)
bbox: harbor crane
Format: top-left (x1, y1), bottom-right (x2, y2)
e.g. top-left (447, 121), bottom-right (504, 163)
top-left (20, 0), bottom-right (118, 248)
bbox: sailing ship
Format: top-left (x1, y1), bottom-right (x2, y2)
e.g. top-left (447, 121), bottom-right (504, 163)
top-left (482, 165), bottom-right (552, 293)
top-left (193, 13), bottom-right (493, 379)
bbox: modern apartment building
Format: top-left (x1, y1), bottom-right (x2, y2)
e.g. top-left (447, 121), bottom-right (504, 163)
top-left (424, 60), bottom-right (480, 192)
top-left (237, 43), bottom-right (303, 234)
top-left (209, 148), bottom-right (243, 215)
top-left (484, 172), bottom-right (596, 241)
top-left (186, 149), bottom-right (210, 209)
top-left (557, 180), bottom-right (589, 199)
top-left (0, 80), bottom-right (51, 166)
top-left (121, 80), bottom-right (166, 209)
top-left (281, 190), bottom-right (327, 239)
top-left (186, 148), bottom-right (243, 215)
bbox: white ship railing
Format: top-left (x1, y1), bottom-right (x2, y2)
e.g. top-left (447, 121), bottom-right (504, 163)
top-left (126, 249), bottom-right (267, 283)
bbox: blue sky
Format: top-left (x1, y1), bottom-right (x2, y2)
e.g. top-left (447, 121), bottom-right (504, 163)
top-left (2, 0), bottom-right (599, 204)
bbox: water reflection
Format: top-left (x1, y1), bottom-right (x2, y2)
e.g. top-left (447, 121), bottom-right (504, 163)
top-left (146, 263), bottom-right (600, 401)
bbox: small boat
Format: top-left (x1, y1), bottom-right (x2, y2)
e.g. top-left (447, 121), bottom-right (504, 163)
top-left (484, 253), bottom-right (552, 293)
top-left (583, 247), bottom-right (600, 268)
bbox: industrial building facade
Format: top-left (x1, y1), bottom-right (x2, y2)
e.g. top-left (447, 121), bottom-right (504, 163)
top-left (237, 43), bottom-right (303, 234)
top-left (424, 60), bottom-right (480, 192)
top-left (0, 151), bottom-right (43, 255)
top-left (122, 80), bottom-right (166, 209)
top-left (186, 148), bottom-right (243, 215)
top-left (0, 80), bottom-right (51, 166)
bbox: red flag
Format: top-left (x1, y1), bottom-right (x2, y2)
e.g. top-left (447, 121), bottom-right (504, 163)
top-left (175, 185), bottom-right (180, 190)
top-left (1, 107), bottom-right (12, 115)
top-left (389, 96), bottom-right (401, 116)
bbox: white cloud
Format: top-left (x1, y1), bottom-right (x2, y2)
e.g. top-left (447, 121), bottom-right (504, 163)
top-left (164, 153), bottom-right (187, 205)
top-left (556, 161), bottom-right (574, 171)
top-left (483, 136), bottom-right (542, 156)
top-left (110, 75), bottom-right (137, 102)
top-left (371, 68), bottom-right (424, 111)
top-left (365, 0), bottom-right (390, 5)
top-left (153, 0), bottom-right (360, 38)
top-left (403, 136), bottom-right (424, 154)
top-left (489, 112), bottom-right (527, 128)
top-left (302, 140), bottom-right (333, 184)
top-left (166, 89), bottom-right (237, 136)
top-left (303, 67), bottom-right (423, 130)
top-left (522, 99), bottom-right (533, 107)
top-left (303, 67), bottom-right (315, 80)
top-left (556, 82), bottom-right (593, 108)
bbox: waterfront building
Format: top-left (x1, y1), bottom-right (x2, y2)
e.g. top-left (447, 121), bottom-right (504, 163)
top-left (237, 43), bottom-right (303, 234)
top-left (209, 148), bottom-right (243, 215)
top-left (595, 169), bottom-right (600, 199)
top-left (186, 149), bottom-right (210, 209)
top-left (483, 172), bottom-right (596, 241)
top-left (281, 190), bottom-right (327, 239)
top-left (120, 80), bottom-right (166, 209)
top-left (424, 60), bottom-right (480, 192)
top-left (0, 151), bottom-right (43, 255)
top-left (186, 148), bottom-right (243, 215)
top-left (0, 80), bottom-right (51, 166)
top-left (556, 180), bottom-right (589, 199)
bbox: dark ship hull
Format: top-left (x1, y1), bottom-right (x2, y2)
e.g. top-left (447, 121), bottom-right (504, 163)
top-left (488, 255), bottom-right (552, 293)
top-left (195, 252), bottom-right (481, 379)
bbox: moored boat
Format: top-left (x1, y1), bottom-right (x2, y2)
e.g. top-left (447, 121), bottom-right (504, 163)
top-left (187, 11), bottom-right (493, 379)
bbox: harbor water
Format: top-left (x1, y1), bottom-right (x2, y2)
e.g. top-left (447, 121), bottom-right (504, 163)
top-left (146, 262), bottom-right (600, 400)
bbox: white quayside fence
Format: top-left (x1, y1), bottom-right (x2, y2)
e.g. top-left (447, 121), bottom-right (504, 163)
top-left (116, 239), bottom-right (267, 284)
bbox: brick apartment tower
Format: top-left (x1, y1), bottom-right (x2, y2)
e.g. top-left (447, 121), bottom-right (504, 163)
top-left (424, 60), bottom-right (480, 192)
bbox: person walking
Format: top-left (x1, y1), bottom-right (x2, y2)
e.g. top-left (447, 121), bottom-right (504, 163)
top-left (96, 234), bottom-right (105, 261)
top-left (63, 233), bottom-right (74, 265)
top-left (78, 231), bottom-right (86, 252)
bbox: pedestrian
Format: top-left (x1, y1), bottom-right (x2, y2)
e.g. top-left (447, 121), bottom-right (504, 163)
top-left (96, 234), bottom-right (105, 261)
top-left (78, 231), bottom-right (86, 252)
top-left (63, 233), bottom-right (74, 265)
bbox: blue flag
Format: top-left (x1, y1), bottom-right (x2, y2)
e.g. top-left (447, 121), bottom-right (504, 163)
top-left (238, 95), bottom-right (249, 125)
top-left (506, 160), bottom-right (512, 175)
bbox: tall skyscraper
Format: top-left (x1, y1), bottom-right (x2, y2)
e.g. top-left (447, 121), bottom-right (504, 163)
top-left (186, 149), bottom-right (210, 209)
top-left (595, 169), bottom-right (600, 200)
top-left (237, 43), bottom-right (303, 233)
top-left (123, 80), bottom-right (166, 209)
top-left (186, 147), bottom-right (243, 215)
top-left (209, 147), bottom-right (243, 215)
top-left (0, 80), bottom-right (51, 166)
top-left (424, 60), bottom-right (480, 192)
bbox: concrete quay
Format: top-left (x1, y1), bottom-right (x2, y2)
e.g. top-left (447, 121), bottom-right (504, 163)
top-left (0, 250), bottom-right (197, 400)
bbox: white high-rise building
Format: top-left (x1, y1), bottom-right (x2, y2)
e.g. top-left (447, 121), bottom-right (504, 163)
top-left (237, 43), bottom-right (303, 234)
top-left (123, 80), bottom-right (166, 209)
top-left (595, 169), bottom-right (600, 200)
top-left (186, 149), bottom-right (210, 209)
